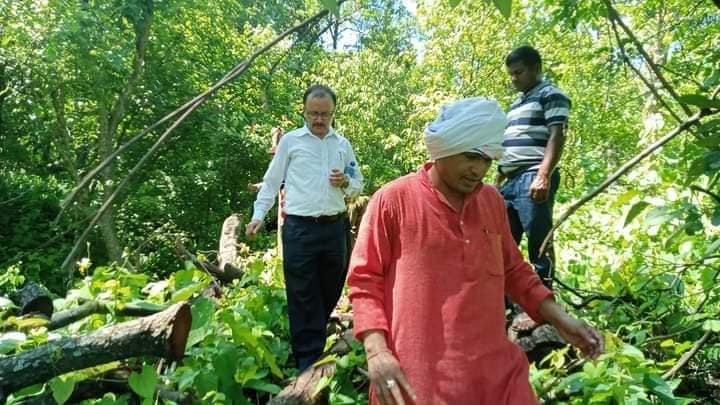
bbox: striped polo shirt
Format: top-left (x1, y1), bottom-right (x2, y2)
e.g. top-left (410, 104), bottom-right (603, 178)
top-left (498, 80), bottom-right (571, 175)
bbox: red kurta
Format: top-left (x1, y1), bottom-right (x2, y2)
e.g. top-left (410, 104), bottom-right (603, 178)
top-left (348, 163), bottom-right (553, 404)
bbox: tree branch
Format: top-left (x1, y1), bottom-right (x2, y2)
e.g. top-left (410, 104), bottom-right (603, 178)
top-left (60, 5), bottom-right (341, 276)
top-left (539, 108), bottom-right (716, 257)
top-left (57, 3), bottom-right (344, 222)
top-left (609, 18), bottom-right (684, 125)
top-left (662, 330), bottom-right (713, 379)
top-left (603, 0), bottom-right (693, 116)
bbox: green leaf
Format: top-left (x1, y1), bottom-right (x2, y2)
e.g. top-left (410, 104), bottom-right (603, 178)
top-left (700, 267), bottom-right (717, 293)
top-left (245, 379), bottom-right (282, 394)
top-left (699, 119), bottom-right (720, 135)
top-left (128, 365), bottom-right (158, 398)
top-left (678, 94), bottom-right (720, 109)
top-left (706, 238), bottom-right (720, 256)
top-left (320, 0), bottom-right (339, 15)
top-left (712, 208), bottom-right (720, 226)
top-left (312, 375), bottom-right (332, 397)
top-left (696, 134), bottom-right (720, 149)
top-left (611, 189), bottom-right (640, 209)
top-left (191, 297), bottom-right (215, 330)
top-left (643, 373), bottom-right (678, 405)
top-left (492, 0), bottom-right (512, 18)
top-left (625, 201), bottom-right (650, 227)
top-left (449, 0), bottom-right (462, 7)
top-left (50, 377), bottom-right (75, 405)
top-left (703, 319), bottom-right (720, 332)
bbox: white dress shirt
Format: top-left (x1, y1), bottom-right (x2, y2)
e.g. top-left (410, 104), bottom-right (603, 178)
top-left (251, 125), bottom-right (364, 222)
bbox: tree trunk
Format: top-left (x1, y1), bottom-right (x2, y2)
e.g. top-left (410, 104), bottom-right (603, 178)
top-left (218, 213), bottom-right (244, 276)
top-left (0, 302), bottom-right (190, 400)
top-left (10, 282), bottom-right (53, 317)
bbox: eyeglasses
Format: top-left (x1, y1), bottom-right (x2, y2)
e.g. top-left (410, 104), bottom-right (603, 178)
top-left (304, 110), bottom-right (334, 120)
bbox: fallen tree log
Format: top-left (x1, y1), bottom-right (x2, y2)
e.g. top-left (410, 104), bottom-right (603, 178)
top-left (10, 282), bottom-right (53, 318)
top-left (49, 300), bottom-right (168, 330)
top-left (0, 302), bottom-right (191, 401)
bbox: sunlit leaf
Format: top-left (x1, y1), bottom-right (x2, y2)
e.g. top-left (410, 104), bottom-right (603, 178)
top-left (703, 320), bottom-right (720, 332)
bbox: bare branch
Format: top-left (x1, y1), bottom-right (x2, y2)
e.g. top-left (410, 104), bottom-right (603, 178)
top-left (662, 330), bottom-right (713, 379)
top-left (60, 6), bottom-right (340, 276)
top-left (609, 18), bottom-right (684, 125)
top-left (603, 0), bottom-right (693, 116)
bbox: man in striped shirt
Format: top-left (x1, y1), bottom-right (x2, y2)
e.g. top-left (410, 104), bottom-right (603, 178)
top-left (497, 46), bottom-right (571, 290)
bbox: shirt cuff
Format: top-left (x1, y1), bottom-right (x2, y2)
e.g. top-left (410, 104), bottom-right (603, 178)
top-left (350, 295), bottom-right (390, 340)
top-left (524, 288), bottom-right (554, 324)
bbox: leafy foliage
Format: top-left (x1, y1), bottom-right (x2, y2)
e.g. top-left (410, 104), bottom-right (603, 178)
top-left (2, 0), bottom-right (720, 402)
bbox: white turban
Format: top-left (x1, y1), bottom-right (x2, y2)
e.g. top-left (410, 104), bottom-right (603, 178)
top-left (424, 97), bottom-right (507, 161)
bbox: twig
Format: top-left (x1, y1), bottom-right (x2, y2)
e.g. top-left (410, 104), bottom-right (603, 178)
top-left (690, 185), bottom-right (720, 205)
top-left (609, 18), bottom-right (684, 126)
top-left (0, 191), bottom-right (28, 206)
top-left (662, 330), bottom-right (713, 379)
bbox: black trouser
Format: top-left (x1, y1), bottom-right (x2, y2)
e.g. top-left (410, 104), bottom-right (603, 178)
top-left (281, 215), bottom-right (348, 371)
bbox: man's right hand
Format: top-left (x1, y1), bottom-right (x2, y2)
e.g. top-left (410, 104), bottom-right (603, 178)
top-left (362, 330), bottom-right (416, 405)
top-left (245, 219), bottom-right (263, 239)
top-left (368, 351), bottom-right (416, 405)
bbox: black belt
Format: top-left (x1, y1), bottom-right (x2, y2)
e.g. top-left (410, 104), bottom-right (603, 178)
top-left (287, 213), bottom-right (345, 223)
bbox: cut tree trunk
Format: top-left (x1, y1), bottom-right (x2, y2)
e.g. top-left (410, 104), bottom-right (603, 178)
top-left (0, 302), bottom-right (191, 400)
top-left (10, 282), bottom-right (53, 318)
top-left (218, 213), bottom-right (245, 277)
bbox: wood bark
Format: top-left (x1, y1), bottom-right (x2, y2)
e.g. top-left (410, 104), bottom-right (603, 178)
top-left (10, 282), bottom-right (53, 317)
top-left (269, 363), bottom-right (336, 405)
top-left (0, 302), bottom-right (190, 400)
top-left (218, 213), bottom-right (245, 277)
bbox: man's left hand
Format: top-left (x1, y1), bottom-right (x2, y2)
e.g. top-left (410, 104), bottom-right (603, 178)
top-left (553, 315), bottom-right (604, 360)
top-left (330, 169), bottom-right (349, 188)
top-left (529, 173), bottom-right (549, 202)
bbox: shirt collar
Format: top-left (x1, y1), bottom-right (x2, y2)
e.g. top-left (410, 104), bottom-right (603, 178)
top-left (301, 124), bottom-right (336, 138)
top-left (522, 79), bottom-right (550, 98)
top-left (417, 162), bottom-right (485, 202)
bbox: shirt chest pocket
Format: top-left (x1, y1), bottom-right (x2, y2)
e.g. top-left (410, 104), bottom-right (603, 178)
top-left (477, 229), bottom-right (504, 278)
top-left (290, 146), bottom-right (322, 171)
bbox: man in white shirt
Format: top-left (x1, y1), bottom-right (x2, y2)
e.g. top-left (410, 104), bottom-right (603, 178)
top-left (246, 84), bottom-right (364, 370)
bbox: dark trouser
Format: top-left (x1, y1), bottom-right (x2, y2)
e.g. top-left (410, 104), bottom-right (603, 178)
top-left (500, 169), bottom-right (560, 289)
top-left (281, 215), bottom-right (348, 371)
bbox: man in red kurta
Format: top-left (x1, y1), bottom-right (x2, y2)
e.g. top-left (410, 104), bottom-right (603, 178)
top-left (348, 98), bottom-right (602, 404)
